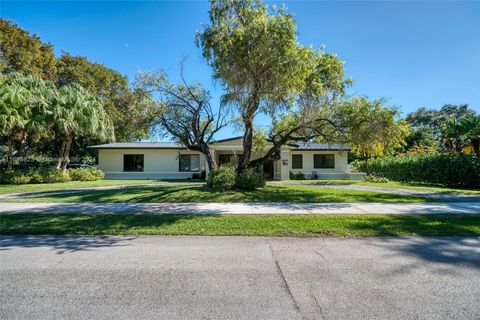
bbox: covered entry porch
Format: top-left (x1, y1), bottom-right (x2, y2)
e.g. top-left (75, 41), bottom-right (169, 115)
top-left (210, 149), bottom-right (281, 180)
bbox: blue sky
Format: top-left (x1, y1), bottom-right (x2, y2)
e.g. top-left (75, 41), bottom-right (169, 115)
top-left (2, 0), bottom-right (479, 139)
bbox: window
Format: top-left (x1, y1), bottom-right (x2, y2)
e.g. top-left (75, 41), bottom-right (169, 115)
top-left (292, 154), bottom-right (303, 169)
top-left (313, 154), bottom-right (335, 169)
top-left (179, 154), bottom-right (200, 172)
top-left (123, 154), bottom-right (144, 172)
top-left (218, 154), bottom-right (234, 166)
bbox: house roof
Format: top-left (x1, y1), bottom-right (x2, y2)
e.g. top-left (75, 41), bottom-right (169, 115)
top-left (210, 136), bottom-right (244, 144)
top-left (87, 142), bottom-right (184, 149)
top-left (88, 139), bottom-right (351, 151)
top-left (289, 142), bottom-right (351, 151)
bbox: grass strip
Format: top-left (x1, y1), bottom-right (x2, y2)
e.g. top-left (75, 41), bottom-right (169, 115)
top-left (0, 185), bottom-right (436, 203)
top-left (1, 213), bottom-right (479, 237)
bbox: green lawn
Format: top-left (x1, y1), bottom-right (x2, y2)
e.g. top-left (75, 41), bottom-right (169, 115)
top-left (284, 180), bottom-right (480, 194)
top-left (1, 184), bottom-right (436, 203)
top-left (0, 179), bottom-right (203, 195)
top-left (1, 213), bottom-right (478, 237)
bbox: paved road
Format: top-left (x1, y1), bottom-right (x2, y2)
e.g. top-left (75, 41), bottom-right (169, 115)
top-left (1, 201), bottom-right (479, 215)
top-left (1, 236), bottom-right (479, 320)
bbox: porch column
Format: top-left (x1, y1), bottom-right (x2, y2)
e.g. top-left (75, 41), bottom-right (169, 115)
top-left (279, 150), bottom-right (290, 180)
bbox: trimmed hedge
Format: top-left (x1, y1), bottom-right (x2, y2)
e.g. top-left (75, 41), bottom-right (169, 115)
top-left (289, 171), bottom-right (305, 180)
top-left (353, 154), bottom-right (480, 188)
top-left (68, 168), bottom-right (105, 181)
top-left (236, 167), bottom-right (265, 190)
top-left (0, 168), bottom-right (104, 185)
top-left (207, 165), bottom-right (237, 191)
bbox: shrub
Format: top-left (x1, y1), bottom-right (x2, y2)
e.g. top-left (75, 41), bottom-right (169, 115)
top-left (0, 170), bottom-right (31, 184)
top-left (365, 174), bottom-right (389, 183)
top-left (289, 171), bottom-right (305, 180)
top-left (207, 165), bottom-right (237, 191)
top-left (35, 169), bottom-right (71, 183)
top-left (68, 168), bottom-right (104, 181)
top-left (0, 168), bottom-right (104, 185)
top-left (353, 154), bottom-right (480, 188)
top-left (236, 167), bottom-right (265, 190)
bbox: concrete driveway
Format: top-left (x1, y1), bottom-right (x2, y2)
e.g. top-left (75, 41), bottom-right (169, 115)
top-left (1, 236), bottom-right (479, 320)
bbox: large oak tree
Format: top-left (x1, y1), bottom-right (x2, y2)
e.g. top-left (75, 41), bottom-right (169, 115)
top-left (0, 19), bottom-right (57, 81)
top-left (197, 0), bottom-right (350, 174)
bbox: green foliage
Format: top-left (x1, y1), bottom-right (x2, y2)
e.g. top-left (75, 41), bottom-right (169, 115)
top-left (459, 114), bottom-right (480, 155)
top-left (0, 73), bottom-right (56, 168)
top-left (344, 97), bottom-right (409, 159)
top-left (353, 154), bottom-right (480, 188)
top-left (57, 53), bottom-right (154, 142)
top-left (289, 171), bottom-right (305, 180)
top-left (0, 169), bottom-right (70, 184)
top-left (197, 0), bottom-right (350, 174)
top-left (236, 166), bottom-right (265, 190)
top-left (0, 170), bottom-right (32, 184)
top-left (53, 83), bottom-right (114, 169)
top-left (207, 165), bottom-right (237, 191)
top-left (0, 168), bottom-right (104, 184)
top-left (0, 19), bottom-right (57, 81)
top-left (404, 104), bottom-right (476, 152)
top-left (364, 175), bottom-right (389, 183)
top-left (68, 168), bottom-right (105, 181)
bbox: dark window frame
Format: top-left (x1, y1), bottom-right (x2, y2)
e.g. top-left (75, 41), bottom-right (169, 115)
top-left (123, 154), bottom-right (144, 172)
top-left (179, 154), bottom-right (200, 172)
top-left (218, 154), bottom-right (234, 166)
top-left (313, 154), bottom-right (335, 169)
top-left (291, 154), bottom-right (303, 169)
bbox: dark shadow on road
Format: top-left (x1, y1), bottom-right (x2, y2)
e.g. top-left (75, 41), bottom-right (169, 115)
top-left (376, 237), bottom-right (480, 270)
top-left (0, 235), bottom-right (137, 254)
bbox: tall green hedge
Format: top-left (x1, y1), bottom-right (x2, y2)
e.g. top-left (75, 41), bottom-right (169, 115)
top-left (353, 154), bottom-right (480, 188)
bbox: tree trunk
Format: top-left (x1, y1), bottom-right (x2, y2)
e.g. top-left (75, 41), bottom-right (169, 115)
top-left (237, 117), bottom-right (254, 175)
top-left (364, 156), bottom-right (369, 174)
top-left (471, 138), bottom-right (480, 156)
top-left (6, 138), bottom-right (14, 170)
top-left (203, 146), bottom-right (217, 172)
top-left (60, 136), bottom-right (73, 171)
top-left (19, 134), bottom-right (27, 170)
top-left (56, 138), bottom-right (67, 169)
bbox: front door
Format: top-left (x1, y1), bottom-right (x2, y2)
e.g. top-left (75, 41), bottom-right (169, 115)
top-left (263, 160), bottom-right (274, 180)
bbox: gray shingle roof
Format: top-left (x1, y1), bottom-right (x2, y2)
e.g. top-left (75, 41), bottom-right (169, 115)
top-left (88, 140), bottom-right (351, 151)
top-left (289, 142), bottom-right (351, 151)
top-left (87, 142), bottom-right (183, 149)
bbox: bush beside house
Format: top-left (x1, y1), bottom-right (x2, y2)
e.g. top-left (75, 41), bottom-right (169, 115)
top-left (0, 168), bottom-right (104, 185)
top-left (353, 154), bottom-right (480, 188)
top-left (207, 165), bottom-right (265, 191)
top-left (236, 167), bottom-right (266, 190)
top-left (207, 165), bottom-right (237, 191)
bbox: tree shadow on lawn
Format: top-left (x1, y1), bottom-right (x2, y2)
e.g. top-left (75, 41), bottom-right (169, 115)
top-left (18, 185), bottom-right (433, 203)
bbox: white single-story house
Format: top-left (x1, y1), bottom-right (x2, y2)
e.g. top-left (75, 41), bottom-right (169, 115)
top-left (88, 136), bottom-right (364, 180)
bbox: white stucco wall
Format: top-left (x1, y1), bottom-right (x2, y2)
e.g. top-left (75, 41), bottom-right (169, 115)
top-left (98, 149), bottom-right (206, 179)
top-left (288, 150), bottom-right (348, 178)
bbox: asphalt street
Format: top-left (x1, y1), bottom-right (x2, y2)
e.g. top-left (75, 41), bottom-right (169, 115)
top-left (1, 236), bottom-right (479, 320)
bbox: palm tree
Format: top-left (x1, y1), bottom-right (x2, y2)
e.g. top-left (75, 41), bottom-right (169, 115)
top-left (460, 115), bottom-right (480, 156)
top-left (0, 74), bottom-right (30, 169)
top-left (53, 84), bottom-right (114, 170)
top-left (440, 117), bottom-right (465, 153)
top-left (12, 74), bottom-right (56, 167)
